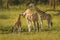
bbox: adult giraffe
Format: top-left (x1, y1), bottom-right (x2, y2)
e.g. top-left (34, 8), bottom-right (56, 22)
top-left (28, 3), bottom-right (52, 30)
top-left (21, 8), bottom-right (39, 32)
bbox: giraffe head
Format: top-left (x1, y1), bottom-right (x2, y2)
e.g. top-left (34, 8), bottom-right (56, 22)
top-left (20, 13), bottom-right (26, 18)
top-left (28, 3), bottom-right (35, 8)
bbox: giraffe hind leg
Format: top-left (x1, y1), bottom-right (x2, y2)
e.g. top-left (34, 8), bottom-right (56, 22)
top-left (37, 22), bottom-right (39, 32)
top-left (40, 20), bottom-right (44, 30)
top-left (48, 20), bottom-right (52, 30)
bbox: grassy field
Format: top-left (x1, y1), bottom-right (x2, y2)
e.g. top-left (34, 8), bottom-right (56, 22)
top-left (0, 5), bottom-right (60, 40)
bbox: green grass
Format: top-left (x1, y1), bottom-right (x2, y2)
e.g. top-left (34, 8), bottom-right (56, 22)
top-left (0, 5), bottom-right (60, 40)
top-left (0, 32), bottom-right (60, 40)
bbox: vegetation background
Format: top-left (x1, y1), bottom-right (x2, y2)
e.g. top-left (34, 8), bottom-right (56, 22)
top-left (0, 0), bottom-right (60, 40)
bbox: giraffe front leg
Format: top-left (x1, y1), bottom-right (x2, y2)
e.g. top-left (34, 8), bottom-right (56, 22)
top-left (27, 21), bottom-right (31, 32)
top-left (40, 20), bottom-right (44, 30)
top-left (40, 16), bottom-right (44, 30)
top-left (17, 26), bottom-right (21, 33)
top-left (13, 25), bottom-right (17, 32)
top-left (33, 22), bottom-right (37, 32)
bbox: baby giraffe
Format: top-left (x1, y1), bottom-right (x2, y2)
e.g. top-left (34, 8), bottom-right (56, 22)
top-left (13, 14), bottom-right (21, 33)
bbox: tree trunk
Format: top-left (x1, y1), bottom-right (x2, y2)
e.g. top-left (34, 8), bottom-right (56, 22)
top-left (49, 0), bottom-right (56, 10)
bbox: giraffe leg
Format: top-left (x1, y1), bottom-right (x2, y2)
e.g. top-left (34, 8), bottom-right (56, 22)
top-left (13, 25), bottom-right (16, 32)
top-left (40, 20), bottom-right (43, 30)
top-left (13, 27), bottom-right (15, 32)
top-left (27, 20), bottom-right (31, 32)
top-left (17, 26), bottom-right (21, 33)
top-left (33, 22), bottom-right (37, 31)
top-left (33, 21), bottom-right (39, 32)
top-left (37, 22), bottom-right (39, 32)
top-left (40, 16), bottom-right (44, 30)
top-left (48, 20), bottom-right (52, 30)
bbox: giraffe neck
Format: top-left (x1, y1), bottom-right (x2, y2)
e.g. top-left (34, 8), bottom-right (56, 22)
top-left (33, 6), bottom-right (45, 15)
top-left (18, 15), bottom-right (21, 21)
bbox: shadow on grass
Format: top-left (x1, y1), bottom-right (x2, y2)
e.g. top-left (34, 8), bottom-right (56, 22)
top-left (0, 15), bottom-right (10, 19)
top-left (0, 25), bottom-right (13, 34)
top-left (0, 25), bottom-right (60, 34)
top-left (0, 25), bottom-right (29, 34)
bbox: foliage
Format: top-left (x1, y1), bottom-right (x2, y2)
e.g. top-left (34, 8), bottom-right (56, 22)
top-left (0, 0), bottom-right (60, 9)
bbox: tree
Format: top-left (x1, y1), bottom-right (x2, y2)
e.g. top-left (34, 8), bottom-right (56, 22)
top-left (0, 0), bottom-right (3, 8)
top-left (49, 0), bottom-right (58, 10)
top-left (3, 0), bottom-right (10, 9)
